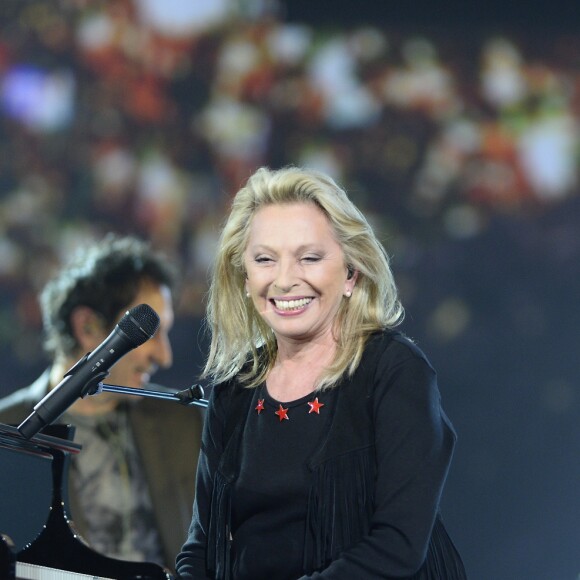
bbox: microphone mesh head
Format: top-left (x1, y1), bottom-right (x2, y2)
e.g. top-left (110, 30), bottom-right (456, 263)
top-left (118, 304), bottom-right (161, 346)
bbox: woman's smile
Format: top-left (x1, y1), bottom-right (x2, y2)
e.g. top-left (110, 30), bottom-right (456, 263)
top-left (270, 297), bottom-right (314, 313)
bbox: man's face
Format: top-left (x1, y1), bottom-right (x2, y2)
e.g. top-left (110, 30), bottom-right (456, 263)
top-left (93, 282), bottom-right (174, 390)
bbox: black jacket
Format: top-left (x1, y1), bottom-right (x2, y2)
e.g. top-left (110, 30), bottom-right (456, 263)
top-left (177, 331), bottom-right (467, 579)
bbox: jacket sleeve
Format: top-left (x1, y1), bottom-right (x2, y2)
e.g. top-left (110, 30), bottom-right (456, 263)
top-left (175, 385), bottom-right (227, 579)
top-left (300, 340), bottom-right (457, 579)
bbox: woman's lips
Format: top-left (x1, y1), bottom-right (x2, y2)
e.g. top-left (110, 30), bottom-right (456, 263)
top-left (270, 297), bottom-right (313, 314)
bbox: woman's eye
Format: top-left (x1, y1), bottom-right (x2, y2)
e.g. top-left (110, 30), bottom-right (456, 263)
top-left (302, 255), bottom-right (321, 263)
top-left (255, 256), bottom-right (272, 264)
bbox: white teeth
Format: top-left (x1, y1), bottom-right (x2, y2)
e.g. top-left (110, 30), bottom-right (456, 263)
top-left (273, 298), bottom-right (312, 311)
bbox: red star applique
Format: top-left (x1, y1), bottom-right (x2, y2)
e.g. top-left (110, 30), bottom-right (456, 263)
top-left (255, 399), bottom-right (265, 414)
top-left (307, 397), bottom-right (325, 414)
top-left (275, 404), bottom-right (289, 421)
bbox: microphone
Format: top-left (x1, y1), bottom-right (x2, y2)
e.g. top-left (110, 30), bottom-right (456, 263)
top-left (18, 303), bottom-right (160, 439)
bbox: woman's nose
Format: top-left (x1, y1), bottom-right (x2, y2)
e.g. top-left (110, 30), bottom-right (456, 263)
top-left (274, 260), bottom-right (297, 293)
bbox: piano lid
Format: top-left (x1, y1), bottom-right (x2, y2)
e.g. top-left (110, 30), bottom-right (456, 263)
top-left (0, 423), bottom-right (81, 458)
top-left (0, 423), bottom-right (172, 580)
top-left (0, 423), bottom-right (80, 553)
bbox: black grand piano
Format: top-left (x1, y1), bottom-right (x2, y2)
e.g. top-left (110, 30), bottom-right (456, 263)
top-left (0, 422), bottom-right (173, 580)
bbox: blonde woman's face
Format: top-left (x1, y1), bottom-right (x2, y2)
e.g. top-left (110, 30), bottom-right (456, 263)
top-left (243, 202), bottom-right (356, 345)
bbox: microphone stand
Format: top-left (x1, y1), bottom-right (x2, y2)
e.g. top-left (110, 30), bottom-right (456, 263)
top-left (91, 383), bottom-right (209, 409)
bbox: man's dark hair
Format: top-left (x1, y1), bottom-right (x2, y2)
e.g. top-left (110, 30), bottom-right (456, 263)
top-left (40, 234), bottom-right (177, 357)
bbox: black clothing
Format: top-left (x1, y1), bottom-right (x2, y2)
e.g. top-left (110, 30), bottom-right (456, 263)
top-left (176, 330), bottom-right (467, 579)
top-left (231, 386), bottom-right (332, 579)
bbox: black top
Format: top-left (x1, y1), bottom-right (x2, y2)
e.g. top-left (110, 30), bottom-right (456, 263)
top-left (177, 331), bottom-right (466, 579)
top-left (231, 386), bottom-right (332, 579)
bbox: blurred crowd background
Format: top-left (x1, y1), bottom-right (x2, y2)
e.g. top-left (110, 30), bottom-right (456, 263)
top-left (1, 1), bottom-right (579, 578)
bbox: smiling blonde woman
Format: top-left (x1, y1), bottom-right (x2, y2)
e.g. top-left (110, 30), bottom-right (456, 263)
top-left (177, 166), bottom-right (467, 580)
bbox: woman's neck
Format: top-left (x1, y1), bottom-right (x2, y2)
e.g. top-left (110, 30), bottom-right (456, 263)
top-left (267, 337), bottom-right (336, 402)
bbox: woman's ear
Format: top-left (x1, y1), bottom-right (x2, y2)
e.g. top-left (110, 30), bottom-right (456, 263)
top-left (345, 267), bottom-right (359, 297)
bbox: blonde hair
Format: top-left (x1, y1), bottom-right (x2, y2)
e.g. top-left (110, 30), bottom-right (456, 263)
top-left (203, 166), bottom-right (403, 390)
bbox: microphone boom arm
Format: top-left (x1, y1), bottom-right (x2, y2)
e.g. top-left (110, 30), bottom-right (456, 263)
top-left (93, 383), bottom-right (209, 409)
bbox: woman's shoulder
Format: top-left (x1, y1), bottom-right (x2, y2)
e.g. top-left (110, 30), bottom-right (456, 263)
top-left (364, 329), bottom-right (435, 372)
top-left (209, 375), bottom-right (256, 409)
top-left (358, 330), bottom-right (440, 407)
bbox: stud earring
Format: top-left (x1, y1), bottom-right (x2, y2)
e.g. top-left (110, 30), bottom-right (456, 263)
top-left (345, 290), bottom-right (352, 298)
top-left (246, 291), bottom-right (250, 298)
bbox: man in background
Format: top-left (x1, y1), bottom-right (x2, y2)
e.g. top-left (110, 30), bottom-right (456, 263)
top-left (0, 234), bottom-right (203, 573)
